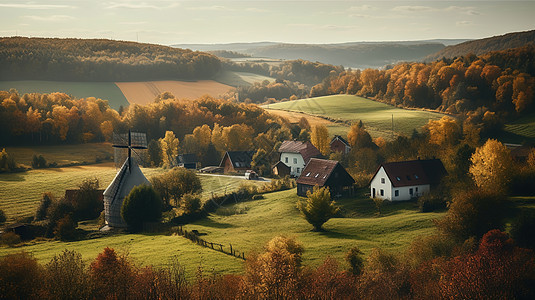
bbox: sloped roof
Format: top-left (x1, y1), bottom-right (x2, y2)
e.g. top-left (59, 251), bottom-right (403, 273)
top-left (279, 140), bottom-right (322, 163)
top-left (220, 151), bottom-right (256, 168)
top-left (103, 157), bottom-right (150, 204)
top-left (297, 158), bottom-right (354, 186)
top-left (330, 135), bottom-right (350, 147)
top-left (377, 159), bottom-right (447, 188)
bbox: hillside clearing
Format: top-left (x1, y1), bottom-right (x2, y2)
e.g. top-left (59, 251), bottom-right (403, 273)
top-left (265, 95), bottom-right (446, 139)
top-left (215, 70), bottom-right (274, 87)
top-left (115, 80), bottom-right (233, 105)
top-left (0, 80), bottom-right (128, 110)
top-left (264, 108), bottom-right (350, 137)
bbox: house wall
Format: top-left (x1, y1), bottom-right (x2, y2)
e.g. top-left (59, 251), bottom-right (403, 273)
top-left (280, 152), bottom-right (305, 177)
top-left (222, 156), bottom-right (235, 173)
top-left (370, 167), bottom-right (431, 201)
top-left (330, 139), bottom-right (350, 154)
top-left (297, 183), bottom-right (314, 197)
top-left (370, 167), bottom-right (393, 200)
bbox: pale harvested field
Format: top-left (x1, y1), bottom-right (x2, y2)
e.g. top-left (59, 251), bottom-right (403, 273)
top-left (115, 80), bottom-right (233, 105)
top-left (265, 108), bottom-right (351, 138)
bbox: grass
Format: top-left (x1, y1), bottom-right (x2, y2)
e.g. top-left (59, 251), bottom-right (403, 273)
top-left (0, 81), bottom-right (129, 110)
top-left (264, 108), bottom-right (350, 138)
top-left (215, 70), bottom-right (274, 87)
top-left (183, 188), bottom-right (444, 267)
top-left (503, 115), bottom-right (535, 143)
top-left (0, 163), bottom-right (260, 223)
top-left (265, 95), bottom-right (446, 139)
top-left (5, 143), bottom-right (113, 168)
top-left (0, 231), bottom-right (245, 279)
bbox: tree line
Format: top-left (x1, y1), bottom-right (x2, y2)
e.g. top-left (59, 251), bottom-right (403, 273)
top-left (0, 37), bottom-right (221, 81)
top-left (311, 46), bottom-right (535, 125)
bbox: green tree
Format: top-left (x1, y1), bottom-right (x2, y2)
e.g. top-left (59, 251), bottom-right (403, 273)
top-left (45, 250), bottom-right (90, 300)
top-left (147, 139), bottom-right (163, 167)
top-left (150, 167), bottom-right (202, 209)
top-left (251, 149), bottom-right (271, 176)
top-left (72, 178), bottom-right (102, 221)
top-left (180, 193), bottom-right (201, 215)
top-left (297, 186), bottom-right (339, 231)
top-left (121, 185), bottom-right (162, 231)
top-left (0, 209), bottom-right (6, 224)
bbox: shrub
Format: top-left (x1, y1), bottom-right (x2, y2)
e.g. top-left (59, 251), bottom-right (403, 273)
top-left (0, 148), bottom-right (17, 172)
top-left (1, 231), bottom-right (21, 247)
top-left (150, 167), bottom-right (202, 209)
top-left (418, 192), bottom-right (446, 212)
top-left (54, 214), bottom-right (77, 241)
top-left (297, 186), bottom-right (339, 231)
top-left (0, 252), bottom-right (43, 299)
top-left (35, 192), bottom-right (54, 221)
top-left (510, 210), bottom-right (535, 250)
top-left (45, 198), bottom-right (75, 237)
top-left (71, 178), bottom-right (103, 221)
top-left (180, 193), bottom-right (202, 215)
top-left (435, 189), bottom-right (511, 241)
top-left (345, 246), bottom-right (365, 275)
top-left (90, 247), bottom-right (136, 299)
top-left (44, 250), bottom-right (90, 299)
top-left (121, 185), bottom-right (162, 231)
top-left (31, 154), bottom-right (47, 169)
top-left (372, 197), bottom-right (384, 216)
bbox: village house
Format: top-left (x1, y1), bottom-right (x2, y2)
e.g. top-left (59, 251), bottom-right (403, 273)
top-left (272, 160), bottom-right (291, 177)
top-left (219, 151), bottom-right (256, 174)
top-left (370, 158), bottom-right (447, 201)
top-left (330, 135), bottom-right (351, 154)
top-left (177, 153), bottom-right (198, 169)
top-left (296, 158), bottom-right (355, 197)
top-left (279, 140), bottom-right (322, 177)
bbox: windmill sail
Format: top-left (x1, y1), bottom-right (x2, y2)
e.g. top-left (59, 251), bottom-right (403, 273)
top-left (113, 131), bottom-right (148, 168)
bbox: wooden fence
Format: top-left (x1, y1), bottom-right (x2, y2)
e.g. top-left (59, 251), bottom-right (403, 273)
top-left (176, 226), bottom-right (246, 260)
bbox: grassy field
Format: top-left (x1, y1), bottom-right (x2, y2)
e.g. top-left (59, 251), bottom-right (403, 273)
top-left (5, 143), bottom-right (113, 168)
top-left (265, 95), bottom-right (446, 139)
top-left (0, 81), bottom-right (129, 110)
top-left (115, 80), bottom-right (233, 105)
top-left (215, 70), bottom-right (274, 87)
top-left (503, 115), bottom-right (535, 143)
top-left (265, 108), bottom-right (351, 138)
top-left (183, 189), bottom-right (444, 267)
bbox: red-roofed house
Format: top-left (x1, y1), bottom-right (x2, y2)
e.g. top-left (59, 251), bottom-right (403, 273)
top-left (279, 140), bottom-right (322, 177)
top-left (296, 158), bottom-right (355, 197)
top-left (330, 135), bottom-right (351, 154)
top-left (370, 159), bottom-right (447, 201)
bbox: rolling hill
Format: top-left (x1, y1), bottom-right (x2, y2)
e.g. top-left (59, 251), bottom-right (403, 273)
top-left (425, 29), bottom-right (535, 62)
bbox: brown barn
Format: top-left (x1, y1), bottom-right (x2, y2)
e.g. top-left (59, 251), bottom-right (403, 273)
top-left (296, 158), bottom-right (355, 197)
top-left (272, 161), bottom-right (291, 177)
top-left (330, 135), bottom-right (351, 154)
top-left (219, 151), bottom-right (256, 173)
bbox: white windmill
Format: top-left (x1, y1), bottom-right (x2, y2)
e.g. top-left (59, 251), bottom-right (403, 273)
top-left (102, 130), bottom-right (149, 228)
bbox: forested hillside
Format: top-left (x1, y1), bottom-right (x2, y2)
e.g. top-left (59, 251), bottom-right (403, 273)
top-left (425, 29), bottom-right (535, 62)
top-left (312, 46), bottom-right (535, 128)
top-left (0, 37), bottom-right (221, 81)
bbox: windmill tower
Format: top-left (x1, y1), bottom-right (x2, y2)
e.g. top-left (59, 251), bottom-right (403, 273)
top-left (103, 130), bottom-right (149, 228)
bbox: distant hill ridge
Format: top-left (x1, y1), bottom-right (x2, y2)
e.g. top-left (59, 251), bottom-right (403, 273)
top-left (0, 37), bottom-right (221, 81)
top-left (425, 29), bottom-right (535, 62)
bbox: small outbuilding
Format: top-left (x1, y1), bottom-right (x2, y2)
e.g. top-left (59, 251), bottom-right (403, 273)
top-left (296, 158), bottom-right (355, 197)
top-left (370, 158), bottom-right (447, 201)
top-left (177, 153), bottom-right (198, 169)
top-left (219, 151), bottom-right (256, 174)
top-left (330, 135), bottom-right (351, 154)
top-left (272, 161), bottom-right (291, 177)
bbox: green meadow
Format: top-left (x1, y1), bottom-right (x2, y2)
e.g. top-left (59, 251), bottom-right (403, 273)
top-left (215, 70), bottom-right (274, 87)
top-left (0, 80), bottom-right (129, 110)
top-left (503, 115), bottom-right (535, 143)
top-left (266, 95), bottom-right (446, 138)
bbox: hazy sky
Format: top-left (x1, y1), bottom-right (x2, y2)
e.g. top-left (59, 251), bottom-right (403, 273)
top-left (1, 1), bottom-right (534, 45)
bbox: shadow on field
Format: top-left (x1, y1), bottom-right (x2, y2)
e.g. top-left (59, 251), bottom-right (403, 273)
top-left (197, 218), bottom-right (236, 229)
top-left (319, 229), bottom-right (362, 240)
top-left (0, 173), bottom-right (26, 181)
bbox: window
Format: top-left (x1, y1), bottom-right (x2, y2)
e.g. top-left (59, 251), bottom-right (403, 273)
top-left (306, 172), bottom-right (311, 177)
top-left (293, 158), bottom-right (297, 164)
top-left (380, 189), bottom-right (384, 196)
top-left (396, 176), bottom-right (401, 181)
top-left (285, 157), bottom-right (288, 163)
top-left (381, 178), bottom-right (385, 184)
top-left (296, 167), bottom-right (300, 173)
top-left (409, 188), bottom-right (413, 195)
top-left (415, 187), bottom-right (419, 193)
top-left (394, 190), bottom-right (399, 197)
top-left (414, 174), bottom-right (419, 179)
top-left (406, 175), bottom-right (411, 181)
top-left (315, 173), bottom-right (319, 178)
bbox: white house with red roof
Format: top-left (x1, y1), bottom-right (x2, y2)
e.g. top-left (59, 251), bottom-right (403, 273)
top-left (370, 159), bottom-right (447, 201)
top-left (278, 140), bottom-right (322, 177)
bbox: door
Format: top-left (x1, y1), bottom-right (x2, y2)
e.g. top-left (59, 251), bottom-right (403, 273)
top-left (372, 188), bottom-right (376, 198)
